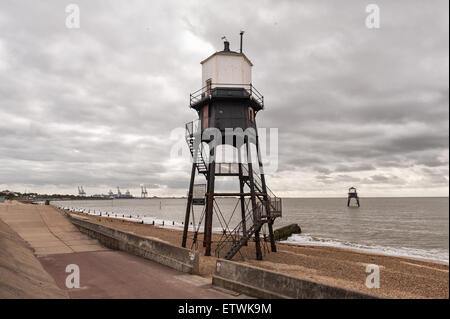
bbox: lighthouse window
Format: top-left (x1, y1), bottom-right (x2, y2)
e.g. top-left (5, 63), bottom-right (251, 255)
top-left (248, 107), bottom-right (254, 123)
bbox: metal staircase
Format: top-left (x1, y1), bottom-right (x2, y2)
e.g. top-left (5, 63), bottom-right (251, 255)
top-left (185, 121), bottom-right (208, 175)
top-left (241, 165), bottom-right (282, 218)
top-left (215, 202), bottom-right (266, 260)
top-left (186, 135), bottom-right (208, 175)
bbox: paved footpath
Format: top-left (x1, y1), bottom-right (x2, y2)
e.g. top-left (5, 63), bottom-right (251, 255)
top-left (0, 202), bottom-right (241, 299)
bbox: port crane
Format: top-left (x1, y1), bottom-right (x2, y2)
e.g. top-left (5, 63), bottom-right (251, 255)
top-left (141, 185), bottom-right (148, 198)
top-left (78, 186), bottom-right (86, 197)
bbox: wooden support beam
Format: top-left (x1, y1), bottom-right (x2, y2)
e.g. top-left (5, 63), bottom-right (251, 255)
top-left (182, 163), bottom-right (197, 248)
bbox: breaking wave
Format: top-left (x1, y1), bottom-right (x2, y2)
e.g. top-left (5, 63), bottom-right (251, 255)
top-left (282, 233), bottom-right (449, 264)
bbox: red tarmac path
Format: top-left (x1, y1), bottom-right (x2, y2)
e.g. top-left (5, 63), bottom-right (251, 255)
top-left (38, 250), bottom-right (236, 299)
top-left (0, 202), bottom-right (244, 299)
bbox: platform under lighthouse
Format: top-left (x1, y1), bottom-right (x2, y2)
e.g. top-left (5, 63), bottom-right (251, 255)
top-left (182, 35), bottom-right (282, 261)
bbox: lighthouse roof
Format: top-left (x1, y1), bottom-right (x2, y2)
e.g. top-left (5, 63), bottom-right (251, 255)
top-left (200, 50), bottom-right (253, 66)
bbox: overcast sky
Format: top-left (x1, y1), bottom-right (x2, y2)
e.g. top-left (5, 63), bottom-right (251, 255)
top-left (0, 0), bottom-right (448, 197)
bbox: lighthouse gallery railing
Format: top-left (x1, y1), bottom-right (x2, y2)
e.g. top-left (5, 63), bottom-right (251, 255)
top-left (189, 83), bottom-right (264, 108)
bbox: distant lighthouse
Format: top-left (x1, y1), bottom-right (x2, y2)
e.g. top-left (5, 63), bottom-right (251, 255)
top-left (347, 187), bottom-right (360, 207)
top-left (181, 34), bottom-right (282, 260)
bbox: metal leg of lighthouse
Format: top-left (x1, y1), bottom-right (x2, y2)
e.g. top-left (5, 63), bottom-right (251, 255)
top-left (202, 204), bottom-right (208, 247)
top-left (182, 162), bottom-right (197, 248)
top-left (247, 141), bottom-right (263, 260)
top-left (267, 220), bottom-right (276, 252)
top-left (203, 190), bottom-right (208, 247)
top-left (237, 148), bottom-right (248, 246)
top-left (204, 155), bottom-right (216, 256)
top-left (260, 174), bottom-right (277, 252)
top-left (255, 137), bottom-right (277, 253)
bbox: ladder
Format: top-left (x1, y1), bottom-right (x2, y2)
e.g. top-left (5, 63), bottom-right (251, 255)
top-left (185, 121), bottom-right (208, 175)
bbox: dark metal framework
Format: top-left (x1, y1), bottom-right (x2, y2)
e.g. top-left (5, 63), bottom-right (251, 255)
top-left (181, 85), bottom-right (282, 260)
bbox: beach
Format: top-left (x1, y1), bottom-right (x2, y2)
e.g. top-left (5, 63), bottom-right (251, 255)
top-left (69, 209), bottom-right (449, 299)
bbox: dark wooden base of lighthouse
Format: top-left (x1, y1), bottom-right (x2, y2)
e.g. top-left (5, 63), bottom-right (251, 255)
top-left (181, 134), bottom-right (281, 261)
top-left (347, 187), bottom-right (360, 207)
top-left (347, 196), bottom-right (360, 207)
top-left (181, 83), bottom-right (282, 261)
top-left (182, 139), bottom-right (281, 260)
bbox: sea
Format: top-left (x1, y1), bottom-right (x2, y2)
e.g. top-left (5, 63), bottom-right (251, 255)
top-left (53, 197), bottom-right (449, 264)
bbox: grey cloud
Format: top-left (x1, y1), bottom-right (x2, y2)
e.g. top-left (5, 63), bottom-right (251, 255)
top-left (0, 0), bottom-right (448, 196)
top-left (361, 174), bottom-right (407, 185)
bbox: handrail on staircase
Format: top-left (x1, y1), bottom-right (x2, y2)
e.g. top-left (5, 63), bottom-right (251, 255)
top-left (214, 202), bottom-right (261, 258)
top-left (185, 119), bottom-right (200, 138)
top-left (241, 164), bottom-right (277, 200)
top-left (185, 120), bottom-right (210, 173)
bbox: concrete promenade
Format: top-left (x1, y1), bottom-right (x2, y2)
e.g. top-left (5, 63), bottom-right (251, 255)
top-left (0, 201), bottom-right (241, 299)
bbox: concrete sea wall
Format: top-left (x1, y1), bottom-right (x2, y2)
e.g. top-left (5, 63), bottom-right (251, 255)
top-left (0, 219), bottom-right (68, 298)
top-left (212, 259), bottom-right (379, 299)
top-left (66, 213), bottom-right (199, 274)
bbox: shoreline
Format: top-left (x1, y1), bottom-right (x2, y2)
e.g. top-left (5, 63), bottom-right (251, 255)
top-left (284, 242), bottom-right (450, 266)
top-left (281, 235), bottom-right (449, 266)
top-left (279, 240), bottom-right (450, 266)
top-left (65, 207), bottom-right (448, 299)
top-left (57, 204), bottom-right (449, 266)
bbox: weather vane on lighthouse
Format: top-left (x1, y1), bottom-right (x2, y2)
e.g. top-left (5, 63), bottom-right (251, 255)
top-left (181, 32), bottom-right (282, 261)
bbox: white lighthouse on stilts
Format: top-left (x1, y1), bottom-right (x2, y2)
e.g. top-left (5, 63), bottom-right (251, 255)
top-left (181, 33), bottom-right (282, 261)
